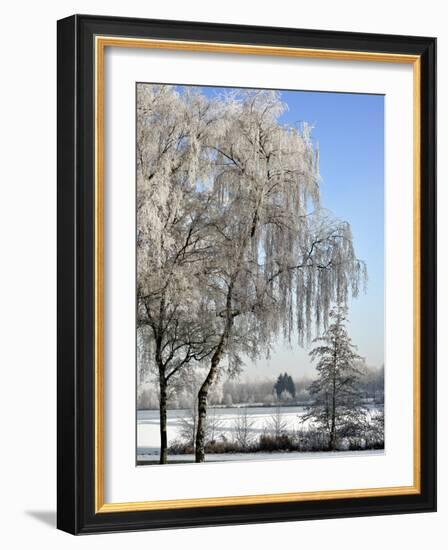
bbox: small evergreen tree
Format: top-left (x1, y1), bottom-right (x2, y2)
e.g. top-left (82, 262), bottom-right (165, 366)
top-left (285, 374), bottom-right (296, 399)
top-left (274, 373), bottom-right (285, 399)
top-left (274, 372), bottom-right (296, 400)
top-left (305, 306), bottom-right (366, 450)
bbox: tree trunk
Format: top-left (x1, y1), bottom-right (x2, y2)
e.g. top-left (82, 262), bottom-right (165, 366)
top-left (329, 408), bottom-right (336, 450)
top-left (158, 376), bottom-right (168, 464)
top-left (195, 347), bottom-right (224, 462)
top-left (195, 215), bottom-right (256, 462)
top-left (329, 368), bottom-right (337, 451)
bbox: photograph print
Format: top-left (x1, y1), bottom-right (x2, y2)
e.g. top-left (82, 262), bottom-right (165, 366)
top-left (136, 84), bottom-right (385, 465)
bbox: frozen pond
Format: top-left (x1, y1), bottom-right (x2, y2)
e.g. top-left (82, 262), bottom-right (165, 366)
top-left (137, 405), bottom-right (383, 463)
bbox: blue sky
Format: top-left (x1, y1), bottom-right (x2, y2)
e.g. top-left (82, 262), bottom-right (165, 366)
top-left (182, 85), bottom-right (385, 376)
top-left (277, 90), bottom-right (385, 374)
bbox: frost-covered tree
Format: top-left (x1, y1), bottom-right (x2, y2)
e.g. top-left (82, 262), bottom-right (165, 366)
top-left (136, 85), bottom-right (221, 463)
top-left (304, 306), bottom-right (366, 450)
top-left (233, 408), bottom-right (255, 449)
top-left (266, 406), bottom-right (288, 438)
top-left (193, 90), bottom-right (366, 461)
top-left (274, 372), bottom-right (296, 399)
top-left (136, 85), bottom-right (366, 464)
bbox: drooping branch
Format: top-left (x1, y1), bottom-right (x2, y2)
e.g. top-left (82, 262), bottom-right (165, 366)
top-left (136, 85), bottom-right (367, 464)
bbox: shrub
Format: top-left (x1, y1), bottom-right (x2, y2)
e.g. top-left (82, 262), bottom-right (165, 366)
top-left (258, 433), bottom-right (297, 452)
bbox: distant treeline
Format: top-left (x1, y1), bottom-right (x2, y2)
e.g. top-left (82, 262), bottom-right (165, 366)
top-left (137, 365), bottom-right (384, 410)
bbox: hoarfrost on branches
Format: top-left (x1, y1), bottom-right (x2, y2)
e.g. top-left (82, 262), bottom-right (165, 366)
top-left (136, 84), bottom-right (367, 463)
top-left (303, 305), bottom-right (367, 450)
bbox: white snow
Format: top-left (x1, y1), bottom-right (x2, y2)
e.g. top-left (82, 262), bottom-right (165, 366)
top-left (137, 405), bottom-right (382, 462)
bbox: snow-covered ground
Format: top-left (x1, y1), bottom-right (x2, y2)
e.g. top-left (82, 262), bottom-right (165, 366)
top-left (137, 405), bottom-right (383, 463)
top-left (137, 449), bottom-right (384, 464)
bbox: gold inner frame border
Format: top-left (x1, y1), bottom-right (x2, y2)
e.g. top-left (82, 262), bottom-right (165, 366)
top-left (94, 35), bottom-right (421, 513)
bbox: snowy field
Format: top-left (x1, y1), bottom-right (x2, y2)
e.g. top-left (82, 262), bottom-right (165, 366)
top-left (137, 405), bottom-right (383, 463)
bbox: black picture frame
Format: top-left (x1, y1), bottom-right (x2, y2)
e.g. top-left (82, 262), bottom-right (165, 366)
top-left (57, 14), bottom-right (436, 534)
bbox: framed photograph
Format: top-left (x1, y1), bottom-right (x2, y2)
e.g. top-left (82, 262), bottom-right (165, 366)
top-left (57, 14), bottom-right (436, 534)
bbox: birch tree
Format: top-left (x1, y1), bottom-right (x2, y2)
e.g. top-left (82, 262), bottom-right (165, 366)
top-left (136, 85), bottom-right (366, 464)
top-left (137, 85), bottom-right (221, 463)
top-left (304, 306), bottom-right (366, 450)
top-left (194, 90), bottom-right (366, 461)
